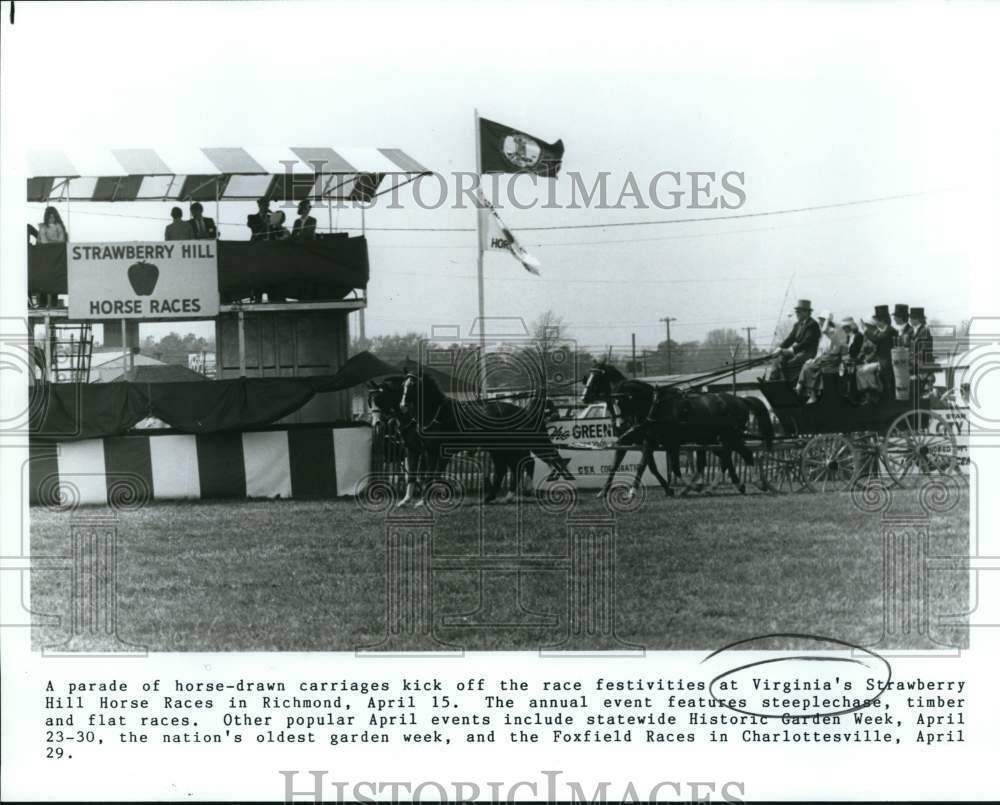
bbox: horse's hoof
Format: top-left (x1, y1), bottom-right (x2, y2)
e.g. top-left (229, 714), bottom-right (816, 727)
top-left (625, 488), bottom-right (637, 501)
top-left (738, 483), bottom-right (747, 495)
top-left (596, 490), bottom-right (607, 500)
top-left (664, 488), bottom-right (674, 498)
top-left (413, 499), bottom-right (426, 508)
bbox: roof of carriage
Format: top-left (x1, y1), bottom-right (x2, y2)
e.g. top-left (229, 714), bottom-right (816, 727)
top-left (26, 146), bottom-right (430, 203)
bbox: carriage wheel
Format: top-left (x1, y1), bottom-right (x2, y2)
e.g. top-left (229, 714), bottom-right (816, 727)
top-left (799, 434), bottom-right (860, 493)
top-left (760, 442), bottom-right (806, 493)
top-left (881, 410), bottom-right (958, 486)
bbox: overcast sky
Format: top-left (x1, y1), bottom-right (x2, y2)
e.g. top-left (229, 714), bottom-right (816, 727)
top-left (2, 1), bottom-right (997, 350)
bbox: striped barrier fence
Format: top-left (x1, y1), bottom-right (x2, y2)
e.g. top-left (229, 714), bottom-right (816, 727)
top-left (28, 424), bottom-right (372, 507)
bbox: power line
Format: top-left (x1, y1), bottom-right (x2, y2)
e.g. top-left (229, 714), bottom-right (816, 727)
top-left (27, 187), bottom-right (947, 234)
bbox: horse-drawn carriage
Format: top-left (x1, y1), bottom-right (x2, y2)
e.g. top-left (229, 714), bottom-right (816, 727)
top-left (757, 377), bottom-right (963, 493)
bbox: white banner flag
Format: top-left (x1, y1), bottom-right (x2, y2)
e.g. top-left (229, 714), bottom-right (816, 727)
top-left (482, 202), bottom-right (541, 276)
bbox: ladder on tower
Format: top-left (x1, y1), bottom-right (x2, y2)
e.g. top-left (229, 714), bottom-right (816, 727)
top-left (46, 322), bottom-right (95, 383)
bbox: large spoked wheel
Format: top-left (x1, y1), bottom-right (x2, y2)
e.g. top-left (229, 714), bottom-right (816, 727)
top-left (800, 433), bottom-right (860, 493)
top-left (881, 410), bottom-right (959, 486)
top-left (760, 442), bottom-right (806, 493)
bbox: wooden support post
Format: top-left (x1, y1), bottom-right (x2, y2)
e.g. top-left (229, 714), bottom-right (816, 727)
top-left (43, 314), bottom-right (52, 384)
top-left (121, 320), bottom-right (128, 380)
top-left (237, 309), bottom-right (247, 377)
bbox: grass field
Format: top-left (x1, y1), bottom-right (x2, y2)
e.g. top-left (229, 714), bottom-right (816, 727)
top-left (30, 486), bottom-right (969, 652)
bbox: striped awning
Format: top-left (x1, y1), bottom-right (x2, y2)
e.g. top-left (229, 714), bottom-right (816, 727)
top-left (26, 146), bottom-right (430, 203)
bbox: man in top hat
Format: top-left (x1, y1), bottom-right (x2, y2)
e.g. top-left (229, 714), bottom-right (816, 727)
top-left (909, 306), bottom-right (935, 394)
top-left (893, 304), bottom-right (913, 347)
top-left (856, 304), bottom-right (898, 404)
top-left (767, 299), bottom-right (821, 382)
top-left (795, 311), bottom-right (846, 403)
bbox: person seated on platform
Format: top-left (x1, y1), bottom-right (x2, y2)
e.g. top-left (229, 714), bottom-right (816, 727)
top-left (269, 209), bottom-right (291, 240)
top-left (796, 312), bottom-right (846, 404)
top-left (291, 199), bottom-right (317, 240)
top-left (766, 298), bottom-right (820, 382)
top-left (187, 201), bottom-right (217, 240)
top-left (247, 197), bottom-right (272, 240)
top-left (856, 304), bottom-right (898, 405)
top-left (892, 303), bottom-right (913, 347)
top-left (164, 206), bottom-right (193, 241)
top-left (38, 206), bottom-right (68, 243)
top-left (909, 306), bottom-right (935, 395)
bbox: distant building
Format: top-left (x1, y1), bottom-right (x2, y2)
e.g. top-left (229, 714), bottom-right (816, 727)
top-left (89, 350), bottom-right (209, 384)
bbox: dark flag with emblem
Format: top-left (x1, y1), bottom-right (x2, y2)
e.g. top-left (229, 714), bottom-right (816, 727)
top-left (479, 117), bottom-right (564, 177)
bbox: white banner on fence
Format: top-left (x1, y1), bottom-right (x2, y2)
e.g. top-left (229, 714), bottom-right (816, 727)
top-left (546, 417), bottom-right (617, 448)
top-left (534, 448), bottom-right (672, 489)
top-left (67, 240), bottom-right (219, 319)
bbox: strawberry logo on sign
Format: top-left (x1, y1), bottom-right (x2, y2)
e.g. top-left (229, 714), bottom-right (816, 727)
top-left (127, 261), bottom-right (159, 296)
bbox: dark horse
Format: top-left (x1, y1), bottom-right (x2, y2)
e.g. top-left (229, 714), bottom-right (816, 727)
top-left (369, 377), bottom-right (540, 506)
top-left (582, 362), bottom-right (774, 497)
top-left (398, 372), bottom-right (574, 504)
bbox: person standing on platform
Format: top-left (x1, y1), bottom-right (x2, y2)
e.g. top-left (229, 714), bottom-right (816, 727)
top-left (36, 207), bottom-right (68, 307)
top-left (291, 199), bottom-right (317, 240)
top-left (165, 207), bottom-right (193, 241)
top-left (187, 202), bottom-right (217, 240)
top-left (38, 206), bottom-right (68, 243)
top-left (247, 197), bottom-right (272, 240)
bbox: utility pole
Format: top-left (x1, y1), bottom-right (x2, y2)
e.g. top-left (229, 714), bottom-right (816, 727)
top-left (630, 332), bottom-right (637, 378)
top-left (744, 326), bottom-right (756, 361)
top-left (659, 317), bottom-right (676, 374)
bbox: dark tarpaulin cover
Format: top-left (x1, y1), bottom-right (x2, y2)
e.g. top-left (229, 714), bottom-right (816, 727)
top-left (310, 350), bottom-right (399, 392)
top-left (29, 351), bottom-right (401, 440)
top-left (28, 237), bottom-right (369, 301)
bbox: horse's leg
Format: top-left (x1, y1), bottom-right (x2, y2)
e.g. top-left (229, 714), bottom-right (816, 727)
top-left (397, 445), bottom-right (420, 507)
top-left (494, 451), bottom-right (515, 504)
top-left (735, 438), bottom-right (770, 492)
top-left (598, 446), bottom-right (629, 499)
top-left (484, 451), bottom-right (500, 504)
top-left (717, 438), bottom-right (746, 495)
top-left (627, 445), bottom-right (650, 500)
top-left (642, 442), bottom-right (673, 498)
top-left (413, 442), bottom-right (440, 507)
top-left (520, 451), bottom-right (535, 498)
top-left (682, 448), bottom-right (707, 495)
top-left (704, 447), bottom-right (730, 494)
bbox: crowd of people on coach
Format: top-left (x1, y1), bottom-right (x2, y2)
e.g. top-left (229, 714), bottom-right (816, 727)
top-left (766, 299), bottom-right (935, 404)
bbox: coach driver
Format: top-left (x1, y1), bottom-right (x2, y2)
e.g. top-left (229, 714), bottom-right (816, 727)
top-left (766, 299), bottom-right (821, 383)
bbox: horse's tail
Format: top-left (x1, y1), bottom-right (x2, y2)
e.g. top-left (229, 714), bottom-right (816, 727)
top-left (744, 397), bottom-right (774, 451)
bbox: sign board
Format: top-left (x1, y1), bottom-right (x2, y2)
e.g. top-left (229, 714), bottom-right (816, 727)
top-left (546, 417), bottom-right (617, 448)
top-left (187, 351), bottom-right (217, 377)
top-left (67, 241), bottom-right (219, 319)
top-left (533, 448), bottom-right (672, 489)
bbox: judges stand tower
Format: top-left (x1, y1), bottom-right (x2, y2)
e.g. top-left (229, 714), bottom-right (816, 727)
top-left (26, 146), bottom-right (429, 421)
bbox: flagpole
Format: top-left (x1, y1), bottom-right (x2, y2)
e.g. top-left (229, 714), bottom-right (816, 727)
top-left (474, 107), bottom-right (488, 398)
